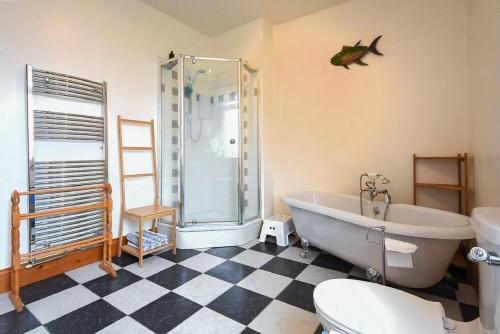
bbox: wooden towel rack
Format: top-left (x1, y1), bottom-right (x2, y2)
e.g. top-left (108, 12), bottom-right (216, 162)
top-left (10, 183), bottom-right (116, 312)
top-left (117, 116), bottom-right (176, 267)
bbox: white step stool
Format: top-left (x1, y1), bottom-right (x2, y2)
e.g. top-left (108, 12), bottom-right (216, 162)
top-left (259, 215), bottom-right (294, 246)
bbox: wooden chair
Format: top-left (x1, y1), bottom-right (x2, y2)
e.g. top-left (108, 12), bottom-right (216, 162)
top-left (117, 116), bottom-right (176, 267)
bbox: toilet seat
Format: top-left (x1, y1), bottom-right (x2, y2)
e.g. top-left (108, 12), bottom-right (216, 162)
top-left (314, 279), bottom-right (448, 334)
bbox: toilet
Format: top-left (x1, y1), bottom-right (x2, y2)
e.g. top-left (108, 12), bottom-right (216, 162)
top-left (314, 207), bottom-right (500, 334)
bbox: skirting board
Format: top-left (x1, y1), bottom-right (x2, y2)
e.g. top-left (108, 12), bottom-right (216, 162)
top-left (0, 239), bottom-right (119, 294)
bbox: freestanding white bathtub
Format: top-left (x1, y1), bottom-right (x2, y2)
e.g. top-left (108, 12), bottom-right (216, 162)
top-left (282, 192), bottom-right (475, 288)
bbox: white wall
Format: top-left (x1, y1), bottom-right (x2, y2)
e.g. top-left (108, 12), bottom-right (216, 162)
top-left (468, 0), bottom-right (500, 207)
top-left (0, 0), bottom-right (212, 269)
top-left (272, 0), bottom-right (469, 213)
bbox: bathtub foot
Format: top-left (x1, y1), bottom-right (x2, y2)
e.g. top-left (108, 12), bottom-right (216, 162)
top-left (366, 267), bottom-right (383, 284)
top-left (300, 238), bottom-right (310, 258)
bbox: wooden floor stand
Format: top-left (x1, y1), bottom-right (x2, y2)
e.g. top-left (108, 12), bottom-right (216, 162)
top-left (10, 184), bottom-right (116, 312)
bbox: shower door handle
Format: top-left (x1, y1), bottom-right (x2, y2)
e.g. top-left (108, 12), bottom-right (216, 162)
top-left (229, 139), bottom-right (236, 144)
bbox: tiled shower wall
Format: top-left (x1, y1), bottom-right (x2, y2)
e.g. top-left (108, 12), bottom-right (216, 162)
top-left (242, 71), bottom-right (260, 221)
top-left (160, 65), bottom-right (180, 215)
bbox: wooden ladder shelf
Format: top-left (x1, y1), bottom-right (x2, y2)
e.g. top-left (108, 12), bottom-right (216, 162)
top-left (117, 116), bottom-right (176, 267)
top-left (413, 153), bottom-right (469, 215)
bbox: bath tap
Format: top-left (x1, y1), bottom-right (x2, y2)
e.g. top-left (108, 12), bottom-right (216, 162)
top-left (359, 173), bottom-right (392, 221)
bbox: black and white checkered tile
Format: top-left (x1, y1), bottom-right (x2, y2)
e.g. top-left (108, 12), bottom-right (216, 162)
top-left (0, 239), bottom-right (479, 334)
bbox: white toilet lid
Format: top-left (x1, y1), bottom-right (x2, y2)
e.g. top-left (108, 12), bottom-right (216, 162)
top-left (314, 279), bottom-right (447, 334)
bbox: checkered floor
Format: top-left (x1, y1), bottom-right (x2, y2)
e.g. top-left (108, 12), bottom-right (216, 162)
top-left (0, 239), bottom-right (479, 334)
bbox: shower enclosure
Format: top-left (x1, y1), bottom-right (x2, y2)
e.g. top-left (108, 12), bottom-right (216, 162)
top-left (159, 55), bottom-right (260, 230)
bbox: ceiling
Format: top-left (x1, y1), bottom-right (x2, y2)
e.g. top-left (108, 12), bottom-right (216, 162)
top-left (142, 0), bottom-right (350, 37)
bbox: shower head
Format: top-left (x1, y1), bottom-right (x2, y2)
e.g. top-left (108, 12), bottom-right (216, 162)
top-left (164, 59), bottom-right (178, 70)
top-left (243, 63), bottom-right (258, 73)
top-left (191, 69), bottom-right (206, 83)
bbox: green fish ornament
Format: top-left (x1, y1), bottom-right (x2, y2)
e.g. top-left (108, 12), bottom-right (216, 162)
top-left (331, 35), bottom-right (383, 69)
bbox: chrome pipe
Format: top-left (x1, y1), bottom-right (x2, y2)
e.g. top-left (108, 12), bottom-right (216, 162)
top-left (33, 171), bottom-right (104, 179)
top-left (34, 117), bottom-right (104, 127)
top-left (34, 126), bottom-right (104, 136)
top-left (102, 81), bottom-right (109, 186)
top-left (35, 222), bottom-right (102, 238)
top-left (33, 180), bottom-right (105, 190)
top-left (32, 77), bottom-right (104, 93)
top-left (34, 226), bottom-right (103, 242)
top-left (35, 194), bottom-right (103, 206)
top-left (34, 128), bottom-right (104, 136)
top-left (35, 159), bottom-right (106, 164)
top-left (34, 110), bottom-right (104, 122)
top-left (35, 196), bottom-right (103, 206)
top-left (33, 229), bottom-right (103, 249)
top-left (34, 188), bottom-right (103, 197)
top-left (34, 168), bottom-right (105, 176)
top-left (34, 223), bottom-right (103, 240)
top-left (32, 69), bottom-right (103, 86)
top-left (34, 210), bottom-right (102, 225)
top-left (34, 134), bottom-right (105, 141)
top-left (35, 219), bottom-right (103, 234)
top-left (34, 166), bottom-right (106, 171)
top-left (32, 84), bottom-right (103, 99)
top-left (366, 226), bottom-right (387, 285)
top-left (34, 160), bottom-right (105, 169)
top-left (178, 55), bottom-right (185, 227)
top-left (27, 65), bottom-right (35, 190)
top-left (34, 198), bottom-right (103, 211)
top-left (238, 60), bottom-right (244, 225)
top-left (34, 175), bottom-right (106, 184)
top-left (35, 216), bottom-right (103, 231)
top-left (34, 119), bottom-right (104, 128)
top-left (182, 55), bottom-right (240, 62)
top-left (25, 251), bottom-right (69, 268)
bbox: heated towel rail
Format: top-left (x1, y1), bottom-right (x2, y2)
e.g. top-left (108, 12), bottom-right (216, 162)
top-left (26, 65), bottom-right (108, 252)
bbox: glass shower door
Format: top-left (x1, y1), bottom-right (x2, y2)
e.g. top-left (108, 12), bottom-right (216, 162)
top-left (181, 58), bottom-right (240, 224)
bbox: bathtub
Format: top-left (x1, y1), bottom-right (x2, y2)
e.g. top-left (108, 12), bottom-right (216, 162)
top-left (282, 192), bottom-right (475, 288)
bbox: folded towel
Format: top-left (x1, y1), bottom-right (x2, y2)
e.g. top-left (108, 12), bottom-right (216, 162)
top-left (126, 230), bottom-right (168, 251)
top-left (385, 238), bottom-right (418, 254)
top-left (127, 240), bottom-right (165, 251)
top-left (385, 238), bottom-right (418, 268)
top-left (127, 230), bottom-right (168, 243)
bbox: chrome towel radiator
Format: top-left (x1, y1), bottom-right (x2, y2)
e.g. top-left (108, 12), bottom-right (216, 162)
top-left (26, 65), bottom-right (108, 252)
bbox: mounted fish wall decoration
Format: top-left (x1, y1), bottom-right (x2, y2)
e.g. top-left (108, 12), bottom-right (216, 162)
top-left (330, 35), bottom-right (383, 69)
